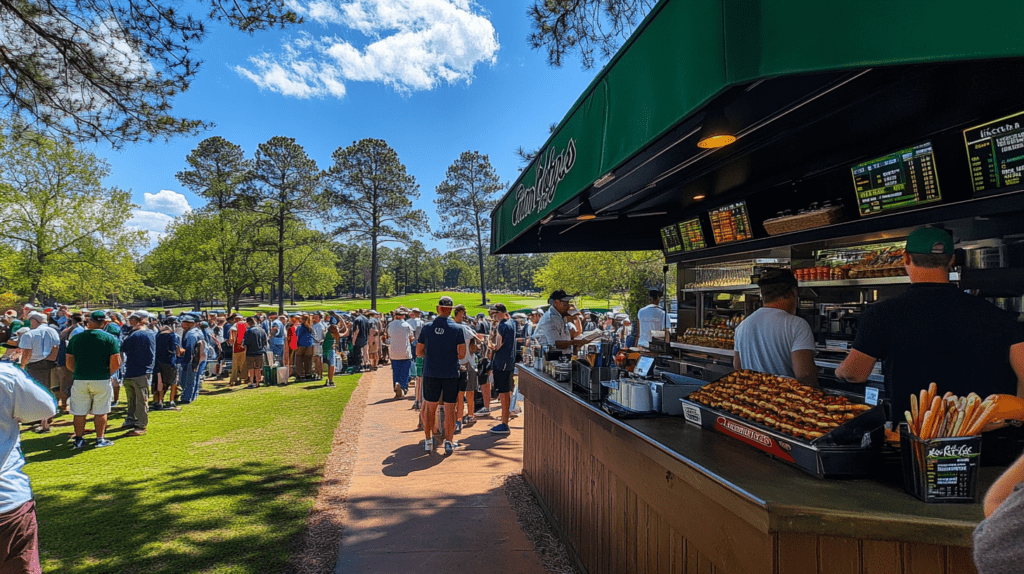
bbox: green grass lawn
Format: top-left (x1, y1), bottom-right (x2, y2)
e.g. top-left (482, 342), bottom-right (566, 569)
top-left (150, 291), bottom-right (615, 316)
top-left (22, 373), bottom-right (360, 574)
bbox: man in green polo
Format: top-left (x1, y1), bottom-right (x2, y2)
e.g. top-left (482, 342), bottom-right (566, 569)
top-left (65, 311), bottom-right (122, 449)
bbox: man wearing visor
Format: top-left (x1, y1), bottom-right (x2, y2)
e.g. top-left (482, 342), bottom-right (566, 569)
top-left (532, 290), bottom-right (587, 353)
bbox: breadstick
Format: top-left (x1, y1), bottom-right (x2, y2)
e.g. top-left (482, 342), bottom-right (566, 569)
top-left (919, 410), bottom-right (933, 439)
top-left (962, 396), bottom-right (980, 431)
top-left (951, 410), bottom-right (966, 437)
top-left (938, 409), bottom-right (951, 438)
top-left (942, 391), bottom-right (954, 402)
top-left (910, 394), bottom-right (919, 431)
top-left (966, 403), bottom-right (997, 436)
top-left (968, 399), bottom-right (994, 431)
top-left (905, 410), bottom-right (915, 432)
top-left (928, 382), bottom-right (938, 404)
top-left (929, 396), bottom-right (942, 421)
top-left (920, 390), bottom-right (929, 417)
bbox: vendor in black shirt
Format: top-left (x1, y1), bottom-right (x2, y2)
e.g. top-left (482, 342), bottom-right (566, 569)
top-left (836, 228), bottom-right (1024, 428)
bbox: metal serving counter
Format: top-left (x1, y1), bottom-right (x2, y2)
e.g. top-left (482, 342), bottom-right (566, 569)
top-left (518, 365), bottom-right (989, 574)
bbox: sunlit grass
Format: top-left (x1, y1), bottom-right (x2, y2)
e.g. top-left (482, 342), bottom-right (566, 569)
top-left (23, 373), bottom-right (360, 574)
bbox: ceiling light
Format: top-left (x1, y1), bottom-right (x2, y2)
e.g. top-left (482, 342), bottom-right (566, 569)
top-left (696, 108), bottom-right (737, 149)
top-left (540, 214), bottom-right (555, 224)
top-left (594, 173), bottom-right (615, 187)
top-left (576, 196), bottom-right (597, 220)
top-left (692, 194), bottom-right (706, 201)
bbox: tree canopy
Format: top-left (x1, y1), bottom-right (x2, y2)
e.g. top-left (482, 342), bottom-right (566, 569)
top-left (527, 0), bottom-right (655, 69)
top-left (0, 0), bottom-right (299, 147)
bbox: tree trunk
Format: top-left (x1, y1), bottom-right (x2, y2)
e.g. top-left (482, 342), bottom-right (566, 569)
top-left (370, 232), bottom-right (378, 310)
top-left (277, 215), bottom-right (285, 315)
top-left (474, 212), bottom-right (487, 306)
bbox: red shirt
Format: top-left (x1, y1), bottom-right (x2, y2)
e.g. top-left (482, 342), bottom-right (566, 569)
top-left (232, 323), bottom-right (246, 354)
top-left (288, 324), bottom-right (297, 350)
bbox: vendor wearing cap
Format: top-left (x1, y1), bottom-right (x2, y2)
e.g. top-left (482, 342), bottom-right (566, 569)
top-left (533, 290), bottom-right (586, 353)
top-left (836, 227), bottom-right (1024, 424)
top-left (733, 268), bottom-right (818, 387)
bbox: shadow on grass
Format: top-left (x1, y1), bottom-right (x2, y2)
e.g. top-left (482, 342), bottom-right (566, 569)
top-left (33, 461), bottom-right (319, 574)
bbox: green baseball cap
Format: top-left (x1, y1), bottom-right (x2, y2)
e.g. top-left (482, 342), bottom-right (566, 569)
top-left (89, 310), bottom-right (107, 321)
top-left (906, 228), bottom-right (953, 255)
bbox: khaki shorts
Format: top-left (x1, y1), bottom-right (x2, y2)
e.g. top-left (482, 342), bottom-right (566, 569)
top-left (244, 354), bottom-right (265, 373)
top-left (70, 379), bottom-right (114, 416)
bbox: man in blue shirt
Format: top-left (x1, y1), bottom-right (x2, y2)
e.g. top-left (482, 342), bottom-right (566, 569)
top-left (153, 317), bottom-right (182, 409)
top-left (178, 316), bottom-right (204, 405)
top-left (350, 311), bottom-right (369, 373)
top-left (486, 304), bottom-right (517, 435)
top-left (268, 312), bottom-right (285, 365)
top-left (121, 312), bottom-right (156, 435)
top-left (416, 296), bottom-right (466, 455)
top-left (0, 363), bottom-right (58, 572)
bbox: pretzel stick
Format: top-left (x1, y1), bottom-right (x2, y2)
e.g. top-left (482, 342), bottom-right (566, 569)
top-left (928, 382), bottom-right (938, 405)
top-left (951, 410), bottom-right (966, 437)
top-left (919, 410), bottom-right (934, 439)
top-left (905, 410), bottom-right (915, 432)
top-left (910, 394), bottom-right (919, 432)
top-left (966, 403), bottom-right (997, 436)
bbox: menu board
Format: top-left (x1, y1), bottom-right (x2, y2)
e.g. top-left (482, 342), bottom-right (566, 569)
top-left (964, 111), bottom-right (1024, 194)
top-left (851, 142), bottom-right (941, 217)
top-left (709, 202), bottom-right (753, 244)
top-left (677, 218), bottom-right (707, 251)
top-left (660, 224), bottom-right (682, 254)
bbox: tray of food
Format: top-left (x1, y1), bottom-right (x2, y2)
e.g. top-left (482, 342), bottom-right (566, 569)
top-left (680, 370), bottom-right (886, 477)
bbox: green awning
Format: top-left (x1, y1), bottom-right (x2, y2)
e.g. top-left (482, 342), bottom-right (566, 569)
top-left (491, 0), bottom-right (1024, 254)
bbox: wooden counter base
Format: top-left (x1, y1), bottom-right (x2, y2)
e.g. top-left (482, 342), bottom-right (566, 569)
top-left (519, 367), bottom-right (980, 574)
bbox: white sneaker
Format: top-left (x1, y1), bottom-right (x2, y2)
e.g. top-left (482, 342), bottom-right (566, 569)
top-left (424, 438), bottom-right (433, 451)
top-left (474, 408), bottom-right (491, 418)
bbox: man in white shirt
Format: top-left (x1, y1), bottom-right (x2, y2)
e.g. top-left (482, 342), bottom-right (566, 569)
top-left (532, 290), bottom-right (585, 354)
top-left (387, 308), bottom-right (415, 399)
top-left (311, 313), bottom-right (326, 379)
top-left (636, 290), bottom-right (668, 349)
top-left (733, 268), bottom-right (818, 387)
top-left (18, 312), bottom-right (59, 432)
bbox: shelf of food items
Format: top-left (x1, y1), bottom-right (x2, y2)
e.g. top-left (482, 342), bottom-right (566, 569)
top-left (682, 258), bottom-right (788, 291)
top-left (795, 242), bottom-right (906, 283)
top-left (673, 315), bottom-right (744, 352)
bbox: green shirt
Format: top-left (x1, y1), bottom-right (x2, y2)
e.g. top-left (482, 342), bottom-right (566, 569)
top-left (8, 320), bottom-right (22, 334)
top-left (322, 333), bottom-right (335, 355)
top-left (66, 329), bottom-right (120, 381)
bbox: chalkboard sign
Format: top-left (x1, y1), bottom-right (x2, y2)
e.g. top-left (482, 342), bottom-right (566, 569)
top-left (964, 110), bottom-right (1024, 194)
top-left (851, 142), bottom-right (941, 217)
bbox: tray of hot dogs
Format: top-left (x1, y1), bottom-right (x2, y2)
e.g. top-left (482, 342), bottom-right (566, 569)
top-left (680, 370), bottom-right (886, 478)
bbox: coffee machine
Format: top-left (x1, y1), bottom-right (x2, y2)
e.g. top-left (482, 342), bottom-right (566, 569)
top-left (817, 304), bottom-right (865, 351)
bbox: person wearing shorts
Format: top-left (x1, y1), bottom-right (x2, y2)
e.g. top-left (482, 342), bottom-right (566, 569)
top-left (416, 296), bottom-right (466, 455)
top-left (452, 305), bottom-right (481, 430)
top-left (242, 318), bottom-right (268, 388)
top-left (65, 311), bottom-right (121, 449)
top-left (0, 363), bottom-right (58, 573)
top-left (486, 304), bottom-right (517, 435)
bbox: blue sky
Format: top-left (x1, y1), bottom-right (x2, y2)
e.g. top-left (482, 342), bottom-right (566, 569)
top-left (111, 0), bottom-right (605, 251)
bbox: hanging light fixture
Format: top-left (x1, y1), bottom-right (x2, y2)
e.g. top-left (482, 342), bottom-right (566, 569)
top-left (576, 195), bottom-right (597, 220)
top-left (696, 107), bottom-right (737, 149)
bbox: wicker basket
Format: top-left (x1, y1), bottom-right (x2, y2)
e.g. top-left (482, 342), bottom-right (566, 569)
top-left (763, 206), bottom-right (845, 236)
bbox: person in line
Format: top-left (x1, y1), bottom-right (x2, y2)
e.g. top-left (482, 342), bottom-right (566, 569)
top-left (452, 305), bottom-right (482, 431)
top-left (242, 317), bottom-right (269, 389)
top-left (387, 307), bottom-right (415, 399)
top-left (119, 312), bottom-right (155, 436)
top-left (268, 312), bottom-right (285, 367)
top-left (152, 317), bottom-right (182, 410)
top-left (347, 310), bottom-right (365, 374)
top-left (322, 320), bottom-right (346, 388)
top-left (367, 311), bottom-right (381, 371)
top-left (178, 315), bottom-right (205, 405)
top-left (227, 314), bottom-right (247, 386)
top-left (53, 312), bottom-right (83, 414)
top-left (486, 304), bottom-right (517, 435)
top-left (18, 312), bottom-right (59, 432)
top-left (65, 311), bottom-right (122, 449)
top-left (0, 362), bottom-right (58, 572)
top-left (406, 308), bottom-right (425, 411)
top-left (417, 296), bottom-right (466, 456)
top-left (733, 268), bottom-right (818, 387)
top-left (975, 450), bottom-right (1024, 574)
top-left (294, 315), bottom-right (314, 381)
top-left (636, 289), bottom-right (668, 349)
top-left (311, 313), bottom-right (326, 380)
top-left (836, 227), bottom-right (1024, 425)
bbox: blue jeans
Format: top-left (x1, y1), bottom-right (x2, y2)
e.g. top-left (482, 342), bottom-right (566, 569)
top-left (270, 343), bottom-right (285, 365)
top-left (391, 359), bottom-right (412, 391)
top-left (180, 362), bottom-right (201, 403)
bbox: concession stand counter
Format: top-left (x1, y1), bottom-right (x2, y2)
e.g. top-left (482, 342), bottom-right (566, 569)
top-left (490, 1), bottom-right (1024, 572)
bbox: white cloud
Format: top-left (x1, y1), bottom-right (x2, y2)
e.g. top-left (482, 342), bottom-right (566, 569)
top-left (143, 190), bottom-right (192, 216)
top-left (125, 209), bottom-right (176, 250)
top-left (236, 0), bottom-right (499, 98)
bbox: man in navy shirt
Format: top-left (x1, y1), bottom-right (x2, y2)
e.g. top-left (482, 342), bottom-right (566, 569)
top-left (121, 312), bottom-right (156, 435)
top-left (416, 296), bottom-right (466, 455)
top-left (487, 304), bottom-right (517, 435)
top-left (153, 317), bottom-right (182, 409)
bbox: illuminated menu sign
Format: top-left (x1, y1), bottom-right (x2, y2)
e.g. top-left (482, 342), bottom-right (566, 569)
top-left (964, 111), bottom-right (1024, 194)
top-left (709, 202), bottom-right (753, 244)
top-left (660, 225), bottom-right (682, 254)
top-left (851, 142), bottom-right (941, 216)
top-left (677, 218), bottom-right (706, 251)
